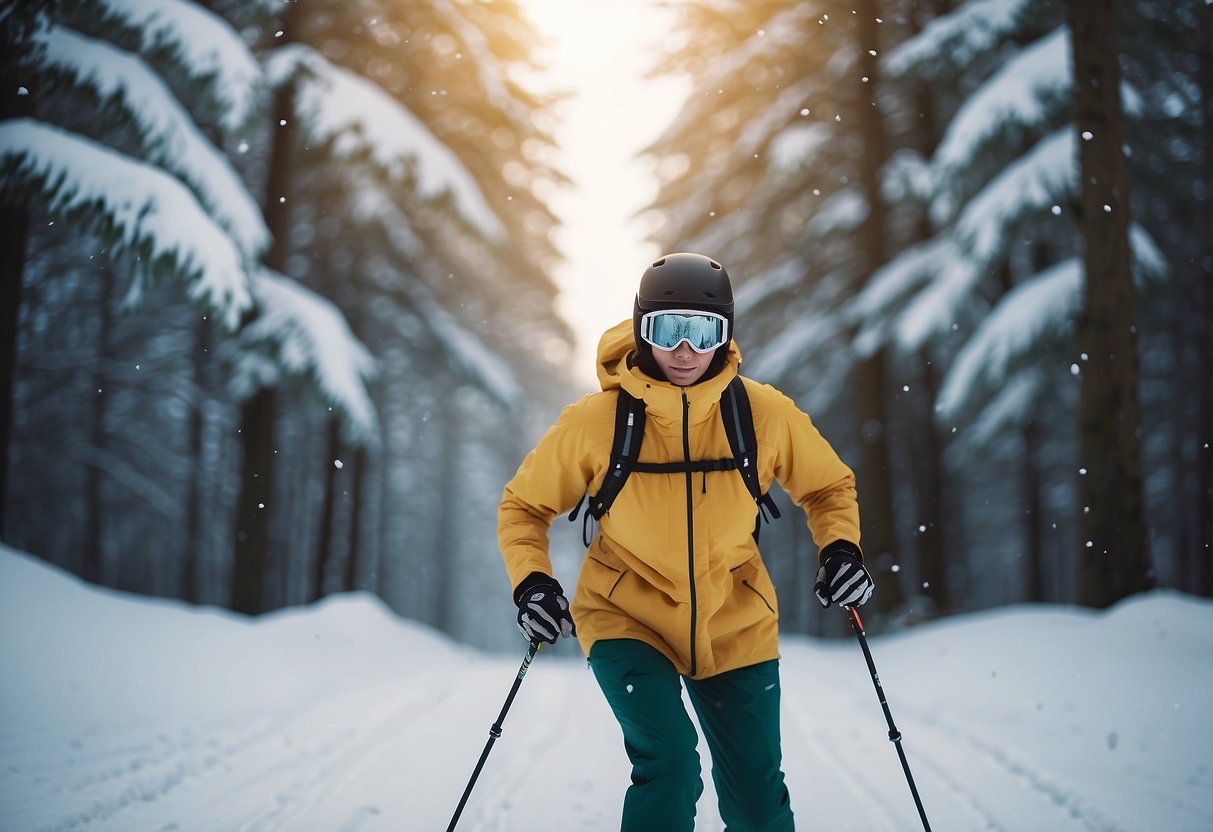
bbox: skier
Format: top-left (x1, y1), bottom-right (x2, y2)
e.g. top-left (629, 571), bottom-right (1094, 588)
top-left (498, 252), bottom-right (874, 831)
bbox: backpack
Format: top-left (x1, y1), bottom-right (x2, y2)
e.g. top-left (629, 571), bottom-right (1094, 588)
top-left (568, 376), bottom-right (781, 546)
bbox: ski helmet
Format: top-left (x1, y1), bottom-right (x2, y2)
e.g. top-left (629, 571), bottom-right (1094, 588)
top-left (632, 252), bottom-right (735, 381)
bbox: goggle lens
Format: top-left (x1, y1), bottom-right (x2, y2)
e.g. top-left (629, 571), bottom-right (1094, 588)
top-left (641, 310), bottom-right (729, 353)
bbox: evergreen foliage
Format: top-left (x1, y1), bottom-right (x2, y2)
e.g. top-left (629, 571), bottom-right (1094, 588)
top-left (0, 0), bottom-right (1204, 647)
top-left (641, 0), bottom-right (1206, 629)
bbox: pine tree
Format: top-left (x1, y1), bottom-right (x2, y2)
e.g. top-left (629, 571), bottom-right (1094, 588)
top-left (858, 0), bottom-right (1171, 608)
top-left (1070, 0), bottom-right (1153, 607)
top-left (3, 1), bottom-right (377, 605)
top-left (643, 0), bottom-right (917, 623)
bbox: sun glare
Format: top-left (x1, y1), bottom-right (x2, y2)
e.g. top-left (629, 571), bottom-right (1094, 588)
top-left (514, 0), bottom-right (690, 388)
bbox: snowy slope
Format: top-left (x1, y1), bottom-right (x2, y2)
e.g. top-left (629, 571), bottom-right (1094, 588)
top-left (1, 546), bottom-right (1209, 831)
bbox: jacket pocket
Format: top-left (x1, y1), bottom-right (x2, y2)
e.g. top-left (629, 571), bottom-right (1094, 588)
top-left (587, 553), bottom-right (627, 599)
top-left (741, 579), bottom-right (775, 614)
top-left (730, 555), bottom-right (778, 616)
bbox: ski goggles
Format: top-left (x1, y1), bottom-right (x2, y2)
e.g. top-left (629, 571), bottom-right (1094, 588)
top-left (639, 309), bottom-right (730, 353)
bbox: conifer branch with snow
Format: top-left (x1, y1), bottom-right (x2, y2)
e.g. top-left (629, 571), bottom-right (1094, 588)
top-left (31, 24), bottom-right (268, 260)
top-left (90, 0), bottom-right (262, 131)
top-left (264, 43), bottom-right (504, 241)
top-left (0, 118), bottom-right (252, 328)
top-left (233, 269), bottom-right (380, 445)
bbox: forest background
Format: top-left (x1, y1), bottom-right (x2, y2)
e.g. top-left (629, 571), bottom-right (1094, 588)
top-left (0, 0), bottom-right (1208, 653)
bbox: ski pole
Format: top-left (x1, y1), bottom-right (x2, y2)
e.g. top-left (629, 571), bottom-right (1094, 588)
top-left (446, 639), bottom-right (542, 832)
top-left (845, 605), bottom-right (933, 832)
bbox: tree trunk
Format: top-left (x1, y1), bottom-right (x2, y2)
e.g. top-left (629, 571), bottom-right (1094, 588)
top-left (231, 388), bottom-right (277, 613)
top-left (917, 350), bottom-right (950, 613)
top-left (1023, 244), bottom-right (1052, 604)
top-left (853, 0), bottom-right (904, 615)
top-left (1197, 0), bottom-right (1213, 597)
top-left (1070, 0), bottom-right (1153, 607)
top-left (0, 52), bottom-right (34, 542)
top-left (182, 316), bottom-right (209, 603)
top-left (433, 389), bottom-right (459, 634)
top-left (343, 447), bottom-right (366, 592)
top-left (230, 2), bottom-right (300, 614)
top-left (375, 432), bottom-right (391, 597)
top-left (1024, 419), bottom-right (1046, 602)
top-left (313, 417), bottom-right (341, 601)
top-left (82, 271), bottom-right (114, 584)
top-left (0, 210), bottom-right (26, 545)
top-left (907, 21), bottom-right (949, 615)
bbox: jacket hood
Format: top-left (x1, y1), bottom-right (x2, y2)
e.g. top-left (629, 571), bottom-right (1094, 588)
top-left (595, 319), bottom-right (742, 394)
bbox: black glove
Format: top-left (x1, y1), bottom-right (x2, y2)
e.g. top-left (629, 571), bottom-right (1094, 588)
top-left (814, 543), bottom-right (874, 608)
top-left (514, 572), bottom-right (576, 645)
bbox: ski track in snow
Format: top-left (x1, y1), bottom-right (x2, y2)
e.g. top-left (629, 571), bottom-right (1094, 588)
top-left (4, 658), bottom-right (1188, 832)
top-left (878, 706), bottom-right (1093, 832)
top-left (7, 710), bottom-right (308, 832)
top-left (892, 701), bottom-right (1213, 832)
top-left (3, 674), bottom-right (457, 832)
top-left (3, 553), bottom-right (1209, 832)
top-left (923, 718), bottom-right (1119, 832)
top-left (781, 697), bottom-right (904, 831)
top-left (466, 671), bottom-right (571, 831)
top-left (791, 678), bottom-right (1140, 832)
top-left (231, 684), bottom-right (434, 832)
top-left (438, 658), bottom-right (627, 831)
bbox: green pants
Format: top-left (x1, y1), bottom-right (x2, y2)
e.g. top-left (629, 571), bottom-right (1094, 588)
top-left (588, 639), bottom-right (794, 832)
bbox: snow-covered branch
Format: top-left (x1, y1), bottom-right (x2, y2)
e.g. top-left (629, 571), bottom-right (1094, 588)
top-left (848, 236), bottom-right (954, 359)
top-left (346, 179), bottom-right (527, 414)
top-left (33, 25), bottom-right (268, 261)
top-left (767, 122), bottom-right (833, 174)
top-left (936, 226), bottom-right (1168, 421)
top-left (652, 3), bottom-right (819, 151)
top-left (382, 264), bottom-right (525, 413)
top-left (92, 0), bottom-right (261, 131)
top-left (744, 273), bottom-right (849, 382)
top-left (959, 370), bottom-right (1045, 449)
top-left (890, 250), bottom-right (981, 354)
top-left (0, 119), bottom-right (251, 328)
top-left (431, 0), bottom-right (537, 133)
top-left (953, 129), bottom-right (1076, 265)
top-left (936, 257), bottom-right (1082, 420)
top-left (739, 76), bottom-right (824, 163)
top-left (744, 280), bottom-right (855, 414)
top-left (805, 188), bottom-right (867, 240)
top-left (931, 26), bottom-right (1143, 223)
top-left (734, 257), bottom-right (806, 315)
top-left (883, 0), bottom-right (1037, 81)
top-left (234, 269), bottom-right (380, 445)
top-left (931, 27), bottom-right (1073, 214)
top-left (265, 44), bottom-right (503, 241)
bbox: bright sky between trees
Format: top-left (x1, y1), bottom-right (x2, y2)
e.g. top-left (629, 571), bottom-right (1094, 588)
top-left (519, 0), bottom-right (690, 389)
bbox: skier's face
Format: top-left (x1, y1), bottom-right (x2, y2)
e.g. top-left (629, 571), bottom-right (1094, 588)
top-left (650, 339), bottom-right (716, 386)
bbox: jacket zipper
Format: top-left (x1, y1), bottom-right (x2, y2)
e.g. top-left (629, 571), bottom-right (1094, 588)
top-left (682, 391), bottom-right (697, 677)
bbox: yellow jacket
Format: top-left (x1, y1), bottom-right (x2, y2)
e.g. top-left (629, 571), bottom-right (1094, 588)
top-left (498, 321), bottom-right (860, 678)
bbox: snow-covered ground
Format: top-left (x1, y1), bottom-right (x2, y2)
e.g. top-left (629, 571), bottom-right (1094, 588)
top-left (1, 546), bottom-right (1209, 832)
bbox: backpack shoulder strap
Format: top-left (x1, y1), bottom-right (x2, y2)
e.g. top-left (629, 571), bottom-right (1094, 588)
top-left (568, 380), bottom-right (781, 544)
top-left (720, 377), bottom-right (782, 539)
top-left (719, 377), bottom-right (761, 502)
top-left (583, 388), bottom-right (646, 521)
